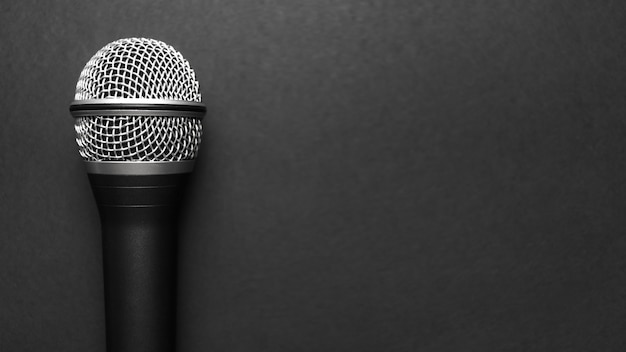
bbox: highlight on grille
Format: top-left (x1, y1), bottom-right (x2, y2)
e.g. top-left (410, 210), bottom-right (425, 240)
top-left (73, 38), bottom-right (203, 162)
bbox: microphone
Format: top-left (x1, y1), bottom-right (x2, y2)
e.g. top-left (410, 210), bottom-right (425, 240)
top-left (69, 38), bottom-right (206, 352)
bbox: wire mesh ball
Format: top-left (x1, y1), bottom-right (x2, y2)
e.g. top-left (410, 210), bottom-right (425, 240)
top-left (74, 38), bottom-right (203, 161)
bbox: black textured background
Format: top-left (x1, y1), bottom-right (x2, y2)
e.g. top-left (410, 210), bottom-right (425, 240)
top-left (1, 1), bottom-right (626, 351)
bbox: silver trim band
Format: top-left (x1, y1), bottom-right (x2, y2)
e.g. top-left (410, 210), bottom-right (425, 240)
top-left (85, 161), bottom-right (195, 175)
top-left (70, 99), bottom-right (206, 119)
top-left (72, 98), bottom-right (205, 105)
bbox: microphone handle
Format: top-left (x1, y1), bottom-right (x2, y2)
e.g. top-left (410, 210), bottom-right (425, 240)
top-left (89, 173), bottom-right (189, 352)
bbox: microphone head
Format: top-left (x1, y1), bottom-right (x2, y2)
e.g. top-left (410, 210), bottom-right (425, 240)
top-left (71, 38), bottom-right (204, 163)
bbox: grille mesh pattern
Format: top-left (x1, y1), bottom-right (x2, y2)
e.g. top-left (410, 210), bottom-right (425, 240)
top-left (74, 38), bottom-right (203, 161)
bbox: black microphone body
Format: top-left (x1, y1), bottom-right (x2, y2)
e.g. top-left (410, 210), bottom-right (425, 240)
top-left (89, 172), bottom-right (189, 352)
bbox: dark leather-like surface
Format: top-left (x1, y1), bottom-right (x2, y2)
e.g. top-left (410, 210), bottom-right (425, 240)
top-left (1, 1), bottom-right (625, 351)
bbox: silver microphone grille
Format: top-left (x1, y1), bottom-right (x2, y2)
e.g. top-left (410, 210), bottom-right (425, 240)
top-left (73, 38), bottom-right (203, 162)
